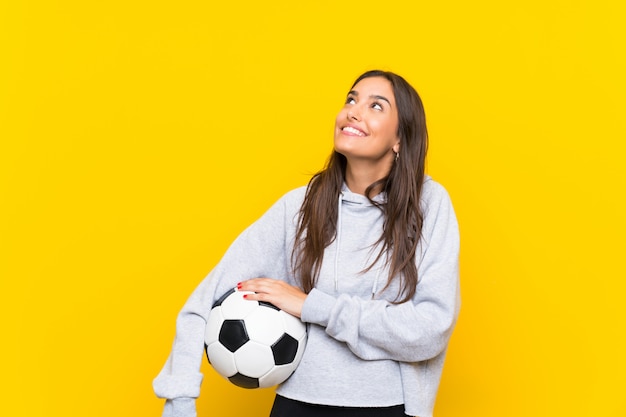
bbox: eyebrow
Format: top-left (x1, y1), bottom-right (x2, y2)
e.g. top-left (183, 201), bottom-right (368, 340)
top-left (348, 90), bottom-right (392, 107)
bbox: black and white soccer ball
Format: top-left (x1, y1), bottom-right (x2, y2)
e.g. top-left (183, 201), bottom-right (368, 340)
top-left (204, 287), bottom-right (307, 389)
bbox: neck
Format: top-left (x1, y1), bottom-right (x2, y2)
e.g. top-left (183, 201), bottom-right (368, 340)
top-left (344, 160), bottom-right (392, 196)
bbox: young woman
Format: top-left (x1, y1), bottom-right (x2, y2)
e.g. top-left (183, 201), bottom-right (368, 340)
top-left (154, 70), bottom-right (460, 417)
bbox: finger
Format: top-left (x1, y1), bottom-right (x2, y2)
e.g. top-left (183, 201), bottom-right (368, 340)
top-left (238, 278), bottom-right (280, 293)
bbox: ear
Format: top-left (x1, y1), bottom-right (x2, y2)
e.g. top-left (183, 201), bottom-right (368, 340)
top-left (392, 141), bottom-right (400, 154)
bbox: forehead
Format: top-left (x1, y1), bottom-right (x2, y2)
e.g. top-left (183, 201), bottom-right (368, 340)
top-left (351, 76), bottom-right (395, 102)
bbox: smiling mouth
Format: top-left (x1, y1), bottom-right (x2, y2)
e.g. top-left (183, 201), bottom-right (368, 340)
top-left (342, 126), bottom-right (367, 137)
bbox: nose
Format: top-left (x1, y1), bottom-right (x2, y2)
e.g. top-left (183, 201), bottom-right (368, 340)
top-left (347, 106), bottom-right (361, 121)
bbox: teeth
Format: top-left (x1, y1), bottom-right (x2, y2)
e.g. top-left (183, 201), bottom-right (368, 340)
top-left (343, 126), bottom-right (366, 136)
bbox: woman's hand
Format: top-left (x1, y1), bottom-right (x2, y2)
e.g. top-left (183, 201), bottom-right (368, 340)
top-left (237, 278), bottom-right (307, 319)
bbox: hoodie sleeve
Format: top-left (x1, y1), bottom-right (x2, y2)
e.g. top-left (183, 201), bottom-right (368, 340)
top-left (300, 181), bottom-right (460, 363)
top-left (153, 190), bottom-right (301, 417)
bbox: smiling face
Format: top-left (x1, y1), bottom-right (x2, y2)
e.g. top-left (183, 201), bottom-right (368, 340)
top-left (334, 76), bottom-right (400, 172)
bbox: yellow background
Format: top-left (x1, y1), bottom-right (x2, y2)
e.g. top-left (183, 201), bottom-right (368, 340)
top-left (1, 1), bottom-right (625, 416)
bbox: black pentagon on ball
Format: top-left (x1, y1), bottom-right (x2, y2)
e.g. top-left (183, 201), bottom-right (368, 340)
top-left (258, 300), bottom-right (280, 311)
top-left (218, 319), bottom-right (249, 352)
top-left (272, 333), bottom-right (299, 365)
top-left (228, 373), bottom-right (260, 389)
top-left (212, 287), bottom-right (236, 308)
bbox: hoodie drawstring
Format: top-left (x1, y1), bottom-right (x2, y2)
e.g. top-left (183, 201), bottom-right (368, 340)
top-left (371, 265), bottom-right (382, 299)
top-left (334, 189), bottom-right (386, 298)
top-left (333, 193), bottom-right (343, 292)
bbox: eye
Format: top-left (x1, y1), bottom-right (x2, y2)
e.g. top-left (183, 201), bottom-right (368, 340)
top-left (345, 96), bottom-right (356, 105)
top-left (371, 102), bottom-right (383, 111)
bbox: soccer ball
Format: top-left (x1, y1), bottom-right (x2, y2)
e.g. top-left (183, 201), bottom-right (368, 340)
top-left (204, 287), bottom-right (307, 389)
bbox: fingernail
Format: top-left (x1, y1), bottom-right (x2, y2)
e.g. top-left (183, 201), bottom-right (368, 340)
top-left (237, 282), bottom-right (242, 289)
top-left (243, 294), bottom-right (248, 299)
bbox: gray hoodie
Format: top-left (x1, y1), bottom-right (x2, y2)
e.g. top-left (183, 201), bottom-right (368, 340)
top-left (154, 177), bottom-right (460, 417)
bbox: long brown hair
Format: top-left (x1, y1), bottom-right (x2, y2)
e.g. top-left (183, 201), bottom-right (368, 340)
top-left (292, 70), bottom-right (428, 303)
